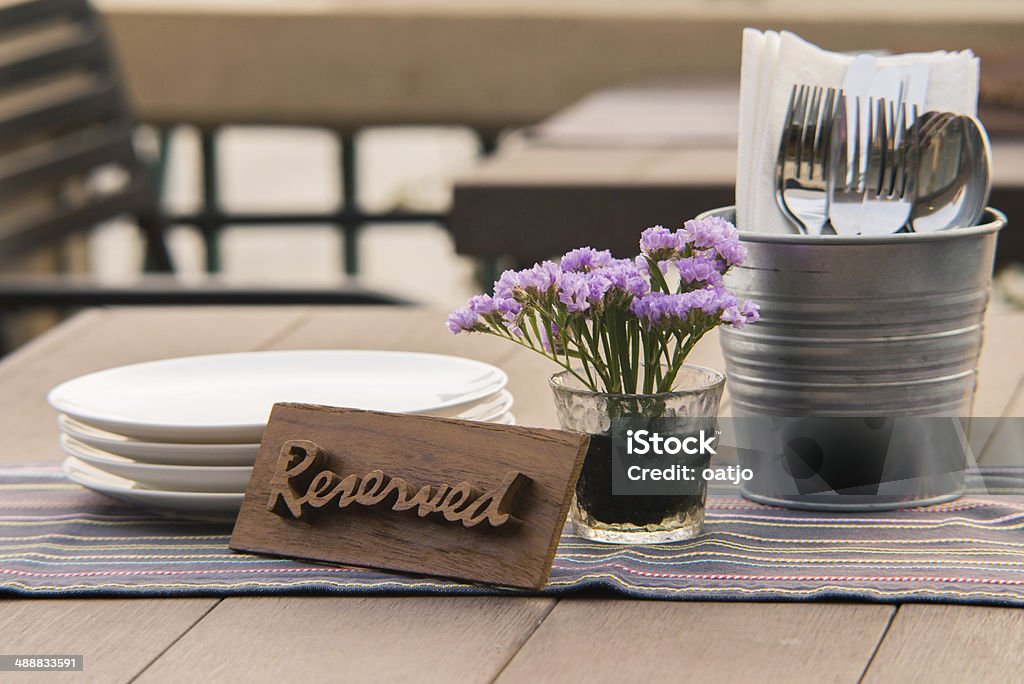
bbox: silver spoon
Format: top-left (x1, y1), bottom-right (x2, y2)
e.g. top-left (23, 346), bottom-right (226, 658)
top-left (910, 113), bottom-right (991, 232)
top-left (959, 114), bottom-right (992, 228)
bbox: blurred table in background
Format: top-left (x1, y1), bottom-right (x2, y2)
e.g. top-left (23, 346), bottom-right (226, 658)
top-left (96, 0), bottom-right (1024, 133)
top-left (90, 0), bottom-right (1024, 277)
top-left (449, 81), bottom-right (1024, 269)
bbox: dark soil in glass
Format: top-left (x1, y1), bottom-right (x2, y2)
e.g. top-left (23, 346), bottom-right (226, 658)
top-left (575, 433), bottom-right (709, 527)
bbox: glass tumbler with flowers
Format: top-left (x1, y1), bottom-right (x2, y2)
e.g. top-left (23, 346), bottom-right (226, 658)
top-left (448, 215), bottom-right (758, 543)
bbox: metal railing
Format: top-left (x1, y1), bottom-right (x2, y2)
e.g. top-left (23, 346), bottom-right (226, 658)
top-left (154, 126), bottom-right (500, 275)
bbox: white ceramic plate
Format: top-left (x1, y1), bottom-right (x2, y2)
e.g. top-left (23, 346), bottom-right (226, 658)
top-left (61, 435), bottom-right (252, 493)
top-left (447, 390), bottom-right (514, 422)
top-left (59, 415), bottom-right (260, 465)
top-left (57, 389), bottom-right (513, 464)
top-left (49, 350), bottom-right (507, 443)
top-left (493, 412), bottom-right (516, 426)
top-left (62, 457), bottom-right (243, 523)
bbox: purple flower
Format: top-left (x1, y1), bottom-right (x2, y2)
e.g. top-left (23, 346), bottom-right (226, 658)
top-left (558, 271), bottom-right (591, 313)
top-left (675, 255), bottom-right (723, 287)
top-left (494, 262), bottom-right (563, 302)
top-left (722, 300), bottom-right (760, 328)
top-left (693, 286), bottom-right (737, 315)
top-left (630, 292), bottom-right (685, 326)
top-left (631, 292), bottom-right (691, 327)
top-left (496, 297), bottom-right (521, 317)
top-left (584, 271), bottom-right (613, 303)
top-left (560, 247), bottom-right (613, 273)
top-left (467, 294), bottom-right (497, 315)
top-left (598, 262), bottom-right (650, 298)
top-left (715, 239), bottom-right (747, 268)
top-left (498, 300), bottom-right (524, 336)
top-left (628, 293), bottom-right (659, 322)
top-left (493, 269), bottom-right (523, 301)
top-left (446, 307), bottom-right (480, 334)
top-left (639, 226), bottom-right (682, 260)
top-left (519, 261), bottom-right (562, 294)
top-left (451, 293), bottom-right (524, 336)
top-left (467, 293), bottom-right (515, 321)
top-left (630, 287), bottom-right (737, 328)
top-left (447, 215), bottom-right (759, 386)
top-left (633, 255), bottom-right (670, 277)
top-left (682, 216), bottom-right (747, 267)
top-left (683, 216), bottom-right (727, 249)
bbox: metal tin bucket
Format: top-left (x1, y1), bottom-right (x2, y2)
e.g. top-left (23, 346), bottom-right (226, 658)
top-left (700, 206), bottom-right (1006, 510)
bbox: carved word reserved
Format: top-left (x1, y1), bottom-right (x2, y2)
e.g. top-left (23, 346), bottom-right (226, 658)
top-left (267, 439), bottom-right (529, 528)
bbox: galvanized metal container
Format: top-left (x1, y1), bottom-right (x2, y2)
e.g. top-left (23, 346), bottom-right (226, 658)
top-left (700, 206), bottom-right (1006, 510)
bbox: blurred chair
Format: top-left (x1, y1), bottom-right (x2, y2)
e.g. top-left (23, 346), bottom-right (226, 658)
top-left (0, 0), bottom-right (172, 271)
top-left (0, 0), bottom-right (405, 350)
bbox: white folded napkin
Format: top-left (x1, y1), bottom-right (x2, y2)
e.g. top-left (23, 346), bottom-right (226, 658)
top-left (736, 30), bottom-right (980, 234)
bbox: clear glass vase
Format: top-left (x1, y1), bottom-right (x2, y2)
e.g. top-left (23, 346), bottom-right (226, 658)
top-left (550, 366), bottom-right (725, 544)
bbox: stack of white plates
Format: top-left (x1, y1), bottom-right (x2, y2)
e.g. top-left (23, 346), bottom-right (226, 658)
top-left (50, 351), bottom-right (514, 522)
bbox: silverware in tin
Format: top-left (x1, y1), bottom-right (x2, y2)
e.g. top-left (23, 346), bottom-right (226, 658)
top-left (859, 96), bottom-right (918, 235)
top-left (910, 113), bottom-right (992, 233)
top-left (778, 83), bottom-right (992, 235)
top-left (775, 85), bottom-right (838, 235)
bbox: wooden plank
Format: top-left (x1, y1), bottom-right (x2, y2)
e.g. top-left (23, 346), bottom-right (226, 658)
top-left (528, 83), bottom-right (738, 149)
top-left (973, 311), bottom-right (1024, 418)
top-left (230, 405), bottom-right (587, 589)
top-left (252, 306), bottom-right (441, 352)
top-left (461, 142), bottom-right (736, 188)
top-left (967, 311), bottom-right (1024, 463)
top-left (95, 0), bottom-right (1024, 129)
top-left (0, 309), bottom-right (103, 380)
top-left (496, 600), bottom-right (895, 684)
top-left (0, 598), bottom-right (219, 684)
top-left (135, 596), bottom-right (553, 683)
top-left (475, 133), bottom-right (1022, 191)
top-left (864, 604), bottom-right (1024, 682)
top-left (0, 307), bottom-right (308, 683)
top-left (637, 147), bottom-right (736, 186)
top-left (457, 148), bottom-right (662, 186)
top-left (977, 374), bottom-right (1024, 466)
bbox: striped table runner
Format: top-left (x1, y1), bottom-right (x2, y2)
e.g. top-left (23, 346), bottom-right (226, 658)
top-left (4, 465), bottom-right (1024, 605)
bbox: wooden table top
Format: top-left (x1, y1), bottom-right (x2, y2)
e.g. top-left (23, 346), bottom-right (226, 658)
top-left (91, 0), bottom-right (1024, 129)
top-left (449, 83), bottom-right (1024, 267)
top-left (1, 306), bottom-right (1023, 682)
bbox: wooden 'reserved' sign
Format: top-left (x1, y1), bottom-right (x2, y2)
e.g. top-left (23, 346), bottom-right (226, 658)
top-left (230, 404), bottom-right (589, 589)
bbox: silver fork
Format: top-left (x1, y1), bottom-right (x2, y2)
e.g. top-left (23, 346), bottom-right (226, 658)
top-left (775, 85), bottom-right (838, 234)
top-left (828, 92), bottom-right (864, 235)
top-left (830, 94), bottom-right (918, 235)
top-left (861, 96), bottom-right (918, 235)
